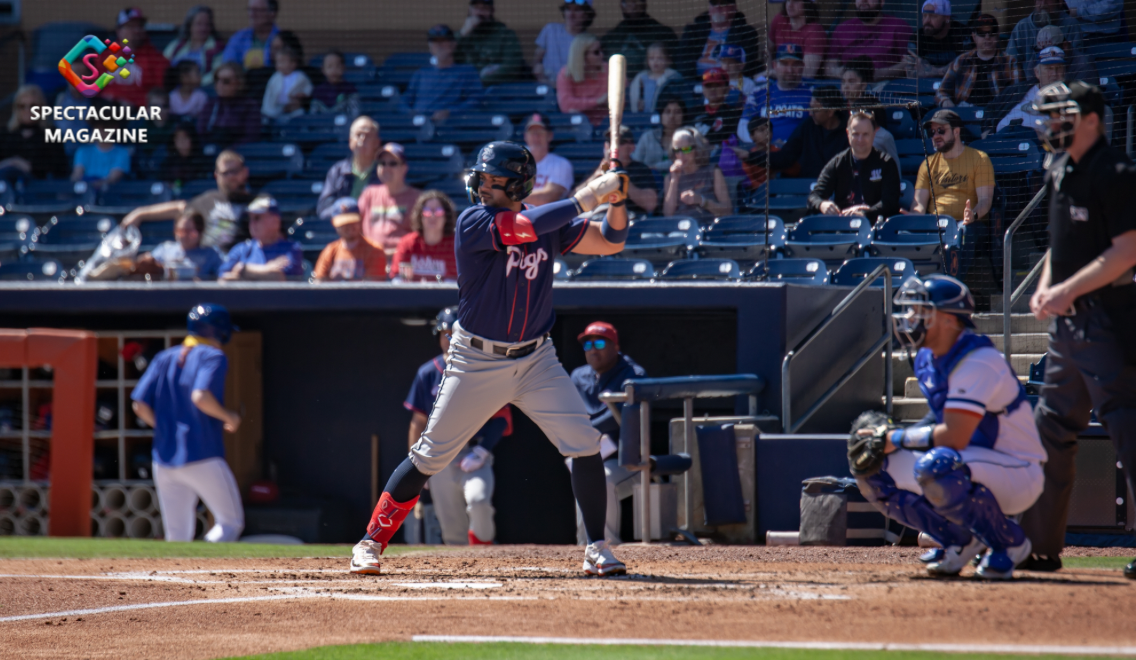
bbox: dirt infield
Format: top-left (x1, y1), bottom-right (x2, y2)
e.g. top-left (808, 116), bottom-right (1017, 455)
top-left (1, 545), bottom-right (1134, 660)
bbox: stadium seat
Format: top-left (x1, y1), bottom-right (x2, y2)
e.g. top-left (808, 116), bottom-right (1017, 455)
top-left (274, 113), bottom-right (351, 147)
top-left (572, 257), bottom-right (655, 281)
top-left (879, 78), bottom-right (938, 107)
top-left (1085, 42), bottom-right (1136, 62)
top-left (747, 257), bottom-right (829, 285)
top-left (831, 256), bottom-right (916, 288)
top-left (743, 181), bottom-right (814, 221)
top-left (622, 216), bottom-right (700, 265)
top-left (0, 214), bottom-right (37, 260)
top-left (553, 141), bottom-right (605, 163)
top-left (658, 258), bottom-right (740, 281)
top-left (899, 180), bottom-right (915, 211)
top-left (88, 181), bottom-right (173, 216)
top-left (232, 143), bottom-right (304, 180)
top-left (886, 108), bottom-right (917, 139)
top-left (531, 112), bottom-right (596, 143)
top-left (694, 215), bottom-right (786, 264)
top-left (591, 112), bottom-right (661, 140)
top-left (423, 176), bottom-right (469, 201)
top-left (480, 82), bottom-right (558, 117)
top-left (402, 144), bottom-right (466, 185)
top-left (866, 214), bottom-right (959, 275)
top-left (784, 215), bottom-right (870, 266)
top-left (305, 143), bottom-right (352, 178)
top-left (7, 180), bottom-right (95, 216)
top-left (0, 258), bottom-right (65, 282)
top-left (138, 219), bottom-right (175, 252)
top-left (31, 215), bottom-right (117, 265)
top-left (364, 113), bottom-right (435, 144)
top-left (287, 216), bottom-right (338, 260)
top-left (896, 137), bottom-right (936, 177)
top-left (357, 84), bottom-right (403, 113)
top-left (343, 68), bottom-right (379, 86)
top-left (0, 180), bottom-right (13, 208)
top-left (430, 112), bottom-right (514, 147)
top-left (261, 180), bottom-right (324, 216)
top-left (309, 52), bottom-right (374, 69)
top-left (176, 178), bottom-right (218, 200)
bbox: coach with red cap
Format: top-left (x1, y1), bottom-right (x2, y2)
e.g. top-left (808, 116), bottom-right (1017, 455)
top-left (568, 321), bottom-right (646, 545)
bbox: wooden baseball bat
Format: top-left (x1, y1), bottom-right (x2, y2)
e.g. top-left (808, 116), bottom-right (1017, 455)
top-left (608, 53), bottom-right (626, 167)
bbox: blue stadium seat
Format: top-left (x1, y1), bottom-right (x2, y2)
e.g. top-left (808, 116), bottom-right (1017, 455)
top-left (744, 180), bottom-right (815, 221)
top-left (261, 180), bottom-right (324, 216)
top-left (430, 112), bottom-right (514, 146)
top-left (480, 82), bottom-right (558, 116)
top-left (0, 180), bottom-right (13, 208)
top-left (402, 144), bottom-right (466, 185)
top-left (832, 256), bottom-right (916, 288)
top-left (287, 216), bottom-right (339, 260)
top-left (572, 257), bottom-right (655, 281)
top-left (1085, 42), bottom-right (1136, 62)
top-left (899, 180), bottom-right (914, 211)
top-left (747, 257), bottom-right (829, 285)
top-left (422, 176), bottom-right (469, 201)
top-left (659, 258), bottom-right (740, 281)
top-left (137, 219), bottom-right (175, 253)
top-left (31, 215), bottom-right (117, 264)
top-left (886, 108), bottom-right (917, 139)
top-left (622, 216), bottom-right (700, 265)
top-left (896, 137), bottom-right (936, 176)
top-left (408, 162), bottom-right (468, 185)
top-left (8, 180), bottom-right (95, 216)
top-left (591, 112), bottom-right (661, 140)
top-left (309, 52), bottom-right (375, 69)
top-left (176, 178), bottom-right (218, 200)
top-left (529, 112), bottom-right (596, 143)
top-left (367, 113), bottom-right (435, 144)
top-left (232, 143), bottom-right (304, 180)
top-left (274, 113), bottom-right (351, 146)
top-left (553, 141), bottom-right (605, 162)
top-left (88, 181), bottom-right (173, 216)
top-left (784, 215), bottom-right (870, 265)
top-left (867, 214), bottom-right (959, 275)
top-left (695, 215), bottom-right (786, 264)
top-left (377, 52), bottom-right (433, 89)
top-left (0, 214), bottom-right (38, 260)
top-left (0, 258), bottom-right (65, 282)
top-left (305, 143), bottom-right (352, 178)
top-left (343, 68), bottom-right (379, 85)
top-left (357, 83), bottom-right (402, 113)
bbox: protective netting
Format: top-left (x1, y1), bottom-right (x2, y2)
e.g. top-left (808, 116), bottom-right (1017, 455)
top-left (2, 0), bottom-right (1134, 303)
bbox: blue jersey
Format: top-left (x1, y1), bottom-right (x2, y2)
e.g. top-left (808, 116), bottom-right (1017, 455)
top-left (570, 354), bottom-right (646, 443)
top-left (219, 238), bottom-right (304, 277)
top-left (454, 203), bottom-right (588, 343)
top-left (741, 82), bottom-right (813, 146)
top-left (404, 354), bottom-right (513, 449)
top-left (131, 344), bottom-right (228, 467)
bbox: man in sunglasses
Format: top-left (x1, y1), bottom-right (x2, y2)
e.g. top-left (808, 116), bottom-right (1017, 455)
top-left (568, 322), bottom-right (646, 544)
top-left (936, 14), bottom-right (1022, 109)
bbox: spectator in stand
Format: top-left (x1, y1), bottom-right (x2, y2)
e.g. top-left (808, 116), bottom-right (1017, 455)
top-left (310, 51), bottom-right (359, 115)
top-left (454, 0), bottom-right (527, 86)
top-left (634, 96), bottom-right (685, 171)
top-left (676, 0), bottom-right (761, 81)
top-left (840, 56), bottom-right (900, 164)
top-left (164, 6), bottom-right (225, 87)
top-left (575, 126), bottom-right (658, 216)
top-left (662, 127), bottom-right (731, 222)
top-left (138, 88), bottom-right (175, 161)
top-left (991, 46), bottom-right (1067, 132)
top-left (902, 0), bottom-right (972, 79)
top-left (1020, 25), bottom-right (1095, 84)
top-left (102, 8), bottom-right (169, 109)
top-left (71, 114), bottom-right (131, 189)
top-left (196, 62), bottom-right (262, 147)
top-left (160, 123), bottom-right (212, 187)
top-left (523, 112), bottom-right (575, 205)
top-left (138, 210), bottom-right (224, 281)
top-left (693, 68), bottom-right (742, 149)
top-left (628, 42), bottom-right (683, 114)
top-left (768, 0), bottom-right (827, 80)
top-left (169, 61), bottom-right (209, 119)
top-left (769, 87), bottom-right (848, 180)
top-left (357, 143), bottom-right (422, 252)
top-left (390, 191), bottom-right (460, 282)
top-left (404, 25), bottom-right (483, 124)
top-left (936, 15), bottom-right (1022, 108)
top-left (557, 34), bottom-right (610, 126)
top-left (0, 85), bottom-right (69, 182)
top-left (261, 33), bottom-right (312, 123)
top-left (1007, 0), bottom-right (1083, 73)
top-left (912, 109), bottom-right (995, 289)
top-left (738, 44), bottom-right (812, 149)
top-left (600, 0), bottom-right (678, 77)
top-left (1065, 0), bottom-right (1124, 44)
top-left (313, 197), bottom-right (387, 282)
top-left (718, 44), bottom-right (753, 101)
top-left (733, 117), bottom-right (777, 191)
top-left (316, 116), bottom-right (381, 219)
top-left (535, 0), bottom-right (596, 85)
top-left (219, 195), bottom-right (303, 281)
top-left (123, 150), bottom-right (255, 252)
top-left (223, 0), bottom-right (280, 72)
top-left (826, 0), bottom-right (914, 80)
top-left (808, 110), bottom-right (901, 220)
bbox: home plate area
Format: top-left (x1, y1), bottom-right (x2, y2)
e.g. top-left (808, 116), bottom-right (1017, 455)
top-left (1, 545), bottom-right (1135, 660)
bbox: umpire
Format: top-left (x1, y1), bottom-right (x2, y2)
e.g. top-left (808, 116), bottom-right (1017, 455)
top-left (1018, 81), bottom-right (1136, 577)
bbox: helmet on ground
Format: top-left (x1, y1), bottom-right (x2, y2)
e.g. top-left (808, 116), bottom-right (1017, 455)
top-left (1030, 80), bottom-right (1105, 152)
top-left (433, 307), bottom-right (458, 336)
top-left (464, 141), bottom-right (536, 205)
top-left (892, 274), bottom-right (975, 349)
top-left (187, 303), bottom-right (235, 345)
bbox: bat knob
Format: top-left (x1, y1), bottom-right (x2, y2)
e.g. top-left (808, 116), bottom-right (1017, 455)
top-left (607, 158), bottom-right (623, 172)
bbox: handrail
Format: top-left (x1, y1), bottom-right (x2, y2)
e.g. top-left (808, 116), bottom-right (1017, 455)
top-left (1002, 186), bottom-right (1048, 361)
top-left (1011, 250), bottom-right (1048, 308)
top-left (782, 264), bottom-right (892, 433)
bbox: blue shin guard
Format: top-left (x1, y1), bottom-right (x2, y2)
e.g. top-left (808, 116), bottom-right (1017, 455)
top-left (855, 470), bottom-right (972, 549)
top-left (915, 447), bottom-right (1025, 553)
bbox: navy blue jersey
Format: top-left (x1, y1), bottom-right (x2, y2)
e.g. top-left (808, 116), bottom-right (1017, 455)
top-left (570, 354), bottom-right (646, 443)
top-left (405, 354), bottom-right (514, 437)
top-left (454, 203), bottom-right (589, 343)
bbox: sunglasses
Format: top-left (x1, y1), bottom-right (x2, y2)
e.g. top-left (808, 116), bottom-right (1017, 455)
top-left (673, 145), bottom-right (695, 154)
top-left (217, 167), bottom-right (243, 176)
top-left (421, 209), bottom-right (447, 218)
top-left (929, 127), bottom-right (952, 136)
top-left (582, 339), bottom-right (607, 351)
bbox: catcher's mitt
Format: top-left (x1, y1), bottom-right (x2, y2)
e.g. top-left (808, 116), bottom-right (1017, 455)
top-left (847, 411), bottom-right (897, 477)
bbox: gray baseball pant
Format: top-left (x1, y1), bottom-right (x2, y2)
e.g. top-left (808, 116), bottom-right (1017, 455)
top-left (428, 448), bottom-right (495, 545)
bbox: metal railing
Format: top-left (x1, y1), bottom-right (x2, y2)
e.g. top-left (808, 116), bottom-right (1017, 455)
top-left (782, 264), bottom-right (892, 433)
top-left (1002, 186), bottom-right (1049, 361)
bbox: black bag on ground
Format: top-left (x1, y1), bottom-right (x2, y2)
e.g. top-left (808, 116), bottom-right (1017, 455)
top-left (800, 476), bottom-right (907, 546)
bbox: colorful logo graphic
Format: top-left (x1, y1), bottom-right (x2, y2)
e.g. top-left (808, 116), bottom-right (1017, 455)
top-left (58, 35), bottom-right (136, 98)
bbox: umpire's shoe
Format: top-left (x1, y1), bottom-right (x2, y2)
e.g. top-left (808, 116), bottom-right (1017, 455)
top-left (350, 540), bottom-right (383, 575)
top-left (1017, 553), bottom-right (1062, 572)
top-left (1124, 559), bottom-right (1136, 580)
top-left (583, 540), bottom-right (627, 577)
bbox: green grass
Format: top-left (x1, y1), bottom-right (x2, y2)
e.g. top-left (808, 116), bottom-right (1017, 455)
top-left (1062, 555), bottom-right (1132, 570)
top-left (0, 537), bottom-right (428, 559)
top-left (231, 642), bottom-right (1110, 660)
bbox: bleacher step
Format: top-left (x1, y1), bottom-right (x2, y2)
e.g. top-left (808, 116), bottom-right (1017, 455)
top-left (972, 313), bottom-right (1047, 334)
top-left (888, 396), bottom-right (930, 422)
top-left (988, 333), bottom-right (1049, 353)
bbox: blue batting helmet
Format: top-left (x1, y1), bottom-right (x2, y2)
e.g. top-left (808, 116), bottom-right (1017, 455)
top-left (433, 307), bottom-right (458, 336)
top-left (187, 303), bottom-right (236, 345)
top-left (464, 141), bottom-right (536, 205)
top-left (892, 275), bottom-right (975, 349)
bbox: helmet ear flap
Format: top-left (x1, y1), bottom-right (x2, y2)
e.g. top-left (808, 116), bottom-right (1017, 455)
top-left (464, 171), bottom-right (481, 205)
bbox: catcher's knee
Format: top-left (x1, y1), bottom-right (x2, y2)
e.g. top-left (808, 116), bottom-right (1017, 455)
top-left (914, 447), bottom-right (970, 511)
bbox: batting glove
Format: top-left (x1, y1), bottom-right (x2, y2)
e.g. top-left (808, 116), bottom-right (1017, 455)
top-left (573, 171), bottom-right (629, 213)
top-left (459, 445), bottom-right (491, 473)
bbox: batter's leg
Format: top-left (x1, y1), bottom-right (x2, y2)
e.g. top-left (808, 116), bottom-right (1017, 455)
top-left (153, 462), bottom-right (198, 542)
top-left (429, 462), bottom-right (471, 545)
top-left (462, 455), bottom-right (495, 544)
top-left (186, 457), bottom-right (245, 543)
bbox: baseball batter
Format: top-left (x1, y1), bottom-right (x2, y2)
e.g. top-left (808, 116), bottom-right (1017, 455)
top-left (351, 141), bottom-right (630, 576)
top-left (405, 307), bottom-right (513, 545)
top-left (848, 275), bottom-right (1046, 579)
top-left (130, 304), bottom-right (244, 543)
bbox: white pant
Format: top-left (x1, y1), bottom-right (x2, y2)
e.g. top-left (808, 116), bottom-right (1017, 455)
top-left (153, 457), bottom-right (244, 542)
top-left (884, 446), bottom-right (1045, 516)
top-left (572, 458), bottom-right (636, 546)
top-left (428, 447), bottom-right (495, 545)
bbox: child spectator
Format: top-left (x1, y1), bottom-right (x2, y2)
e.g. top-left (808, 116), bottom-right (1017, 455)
top-left (633, 96), bottom-right (685, 171)
top-left (71, 117), bottom-right (131, 188)
top-left (313, 198), bottom-right (387, 282)
top-left (160, 123), bottom-right (212, 187)
top-left (141, 210), bottom-right (224, 280)
top-left (141, 88), bottom-right (175, 157)
top-left (556, 34), bottom-right (609, 126)
top-left (390, 191), bottom-right (459, 282)
top-left (169, 60), bottom-right (209, 118)
top-left (357, 143), bottom-right (423, 251)
top-left (310, 51), bottom-right (359, 115)
top-left (628, 42), bottom-right (683, 113)
top-left (718, 44), bottom-right (753, 101)
top-left (261, 35), bottom-right (312, 122)
top-left (535, 0), bottom-right (596, 84)
top-left (196, 63), bottom-right (262, 147)
top-left (733, 117), bottom-right (777, 191)
top-left (692, 67), bottom-right (742, 148)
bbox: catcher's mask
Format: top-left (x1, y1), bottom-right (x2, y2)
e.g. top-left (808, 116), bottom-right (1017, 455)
top-left (1031, 82), bottom-right (1081, 152)
top-left (892, 274), bottom-right (975, 350)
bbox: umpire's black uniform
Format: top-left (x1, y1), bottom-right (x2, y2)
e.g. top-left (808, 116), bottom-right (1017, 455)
top-left (1018, 85), bottom-right (1136, 573)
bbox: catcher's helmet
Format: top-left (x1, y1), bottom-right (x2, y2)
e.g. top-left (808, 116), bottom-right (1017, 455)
top-left (187, 303), bottom-right (236, 345)
top-left (892, 275), bottom-right (975, 349)
top-left (1030, 80), bottom-right (1106, 152)
top-left (464, 141), bottom-right (536, 205)
top-left (433, 307), bottom-right (458, 336)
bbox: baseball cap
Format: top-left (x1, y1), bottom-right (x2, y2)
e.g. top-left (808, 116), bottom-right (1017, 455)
top-left (247, 195), bottom-right (280, 215)
top-left (328, 197), bottom-right (361, 227)
top-left (604, 125), bottom-right (634, 143)
top-left (923, 108), bottom-right (964, 130)
top-left (379, 142), bottom-right (407, 162)
top-left (921, 0), bottom-right (950, 15)
top-left (117, 7), bottom-right (146, 27)
top-left (577, 321), bottom-right (619, 345)
top-left (1038, 46), bottom-right (1066, 65)
top-left (776, 43), bottom-right (804, 61)
top-left (524, 112), bottom-right (552, 131)
top-left (971, 13), bottom-right (998, 34)
top-left (702, 67), bottom-right (729, 85)
top-left (427, 24), bottom-right (455, 41)
top-left (718, 44), bottom-right (746, 64)
top-left (1036, 25), bottom-right (1063, 49)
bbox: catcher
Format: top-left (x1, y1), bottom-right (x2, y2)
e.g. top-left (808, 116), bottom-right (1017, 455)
top-left (848, 275), bottom-right (1046, 579)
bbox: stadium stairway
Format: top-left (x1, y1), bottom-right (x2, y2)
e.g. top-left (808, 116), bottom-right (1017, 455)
top-left (886, 313), bottom-right (1048, 422)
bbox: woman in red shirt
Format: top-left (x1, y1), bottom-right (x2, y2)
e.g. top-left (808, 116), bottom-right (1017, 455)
top-left (389, 190), bottom-right (458, 282)
top-left (556, 33), bottom-right (609, 126)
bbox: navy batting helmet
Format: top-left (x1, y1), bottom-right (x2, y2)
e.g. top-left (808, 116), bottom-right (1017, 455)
top-left (187, 303), bottom-right (236, 345)
top-left (433, 307), bottom-right (458, 336)
top-left (464, 141), bottom-right (536, 204)
top-left (892, 275), bottom-right (975, 349)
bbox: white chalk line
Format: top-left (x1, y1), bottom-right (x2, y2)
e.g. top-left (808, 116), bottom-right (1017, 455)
top-left (412, 635), bottom-right (1136, 656)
